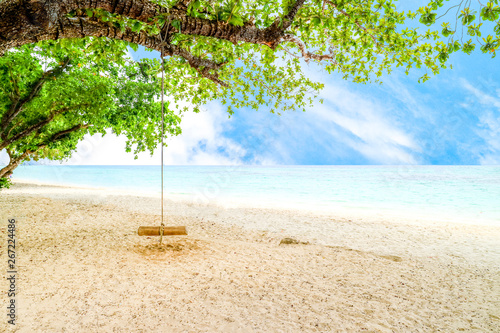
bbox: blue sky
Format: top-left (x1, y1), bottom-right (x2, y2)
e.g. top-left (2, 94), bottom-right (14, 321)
top-left (90, 45), bottom-right (497, 166)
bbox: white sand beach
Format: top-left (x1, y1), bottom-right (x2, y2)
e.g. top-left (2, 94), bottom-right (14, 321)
top-left (1, 181), bottom-right (500, 332)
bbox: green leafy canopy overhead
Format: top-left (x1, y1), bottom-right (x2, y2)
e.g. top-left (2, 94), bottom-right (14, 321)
top-left (1, 0), bottom-right (499, 91)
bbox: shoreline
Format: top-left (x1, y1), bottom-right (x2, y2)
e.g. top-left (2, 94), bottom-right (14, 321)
top-left (11, 178), bottom-right (500, 228)
top-left (1, 181), bottom-right (499, 331)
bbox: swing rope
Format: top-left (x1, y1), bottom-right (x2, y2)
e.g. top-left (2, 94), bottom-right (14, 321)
top-left (158, 23), bottom-right (169, 245)
top-left (136, 18), bottom-right (186, 240)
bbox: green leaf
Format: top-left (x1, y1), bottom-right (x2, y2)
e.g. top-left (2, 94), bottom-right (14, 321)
top-left (229, 16), bottom-right (244, 26)
top-left (132, 21), bottom-right (143, 33)
top-left (171, 19), bottom-right (181, 33)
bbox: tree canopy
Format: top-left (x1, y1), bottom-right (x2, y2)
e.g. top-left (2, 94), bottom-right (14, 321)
top-left (0, 38), bottom-right (185, 182)
top-left (1, 0), bottom-right (499, 86)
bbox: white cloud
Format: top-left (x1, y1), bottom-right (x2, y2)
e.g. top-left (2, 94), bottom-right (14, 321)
top-left (461, 79), bottom-right (500, 109)
top-left (63, 103), bottom-right (258, 165)
top-left (160, 105), bottom-right (248, 165)
top-left (284, 65), bottom-right (421, 164)
top-left (0, 150), bottom-right (8, 166)
top-left (461, 79), bottom-right (500, 164)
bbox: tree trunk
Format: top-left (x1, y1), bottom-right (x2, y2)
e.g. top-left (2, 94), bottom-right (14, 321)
top-left (0, 0), bottom-right (310, 85)
top-left (0, 123), bottom-right (84, 179)
top-left (0, 0), bottom-right (302, 56)
top-left (0, 164), bottom-right (15, 179)
top-left (0, 150), bottom-right (31, 179)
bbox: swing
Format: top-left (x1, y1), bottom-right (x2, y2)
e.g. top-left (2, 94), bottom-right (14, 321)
top-left (137, 27), bottom-right (187, 243)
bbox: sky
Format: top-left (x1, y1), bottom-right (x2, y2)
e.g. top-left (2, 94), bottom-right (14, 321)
top-left (49, 47), bottom-right (498, 166)
top-left (1, 8), bottom-right (499, 166)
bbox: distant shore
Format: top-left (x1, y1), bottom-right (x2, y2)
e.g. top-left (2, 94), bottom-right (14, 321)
top-left (1, 181), bottom-right (499, 331)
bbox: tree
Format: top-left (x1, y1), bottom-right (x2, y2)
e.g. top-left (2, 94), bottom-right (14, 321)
top-left (0, 38), bottom-right (186, 185)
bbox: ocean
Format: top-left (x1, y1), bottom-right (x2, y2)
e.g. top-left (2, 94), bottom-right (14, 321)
top-left (9, 165), bottom-right (500, 226)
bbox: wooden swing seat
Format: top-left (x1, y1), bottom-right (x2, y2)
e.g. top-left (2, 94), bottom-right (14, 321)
top-left (138, 226), bottom-right (187, 236)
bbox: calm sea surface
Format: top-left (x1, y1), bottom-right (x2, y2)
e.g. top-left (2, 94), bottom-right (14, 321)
top-left (10, 165), bottom-right (500, 226)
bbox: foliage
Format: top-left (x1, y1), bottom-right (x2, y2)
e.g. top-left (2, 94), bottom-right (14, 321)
top-left (86, 0), bottom-right (444, 84)
top-left (0, 176), bottom-right (11, 189)
top-left (411, 0), bottom-right (500, 64)
top-left (1, 0), bottom-right (499, 89)
top-left (0, 38), bottom-right (186, 175)
top-left (61, 0), bottom-right (499, 94)
top-left (172, 0), bottom-right (499, 84)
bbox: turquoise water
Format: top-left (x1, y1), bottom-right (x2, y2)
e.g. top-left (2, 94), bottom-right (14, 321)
top-left (9, 165), bottom-right (500, 225)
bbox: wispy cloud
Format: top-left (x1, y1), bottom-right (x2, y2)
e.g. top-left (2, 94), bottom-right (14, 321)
top-left (461, 79), bottom-right (500, 109)
top-left (461, 79), bottom-right (500, 164)
top-left (311, 83), bottom-right (419, 164)
top-left (161, 104), bottom-right (248, 165)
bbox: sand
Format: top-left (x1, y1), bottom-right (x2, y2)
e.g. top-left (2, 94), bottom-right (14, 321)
top-left (1, 181), bottom-right (499, 332)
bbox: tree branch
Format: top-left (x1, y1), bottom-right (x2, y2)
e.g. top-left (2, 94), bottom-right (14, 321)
top-left (61, 16), bottom-right (227, 84)
top-left (169, 44), bottom-right (228, 86)
top-left (7, 67), bottom-right (21, 104)
top-left (51, 123), bottom-right (88, 141)
top-left (4, 118), bottom-right (24, 140)
top-left (0, 103), bottom-right (90, 150)
top-left (324, 0), bottom-right (378, 45)
top-left (0, 0), bottom-right (315, 85)
top-left (0, 0), bottom-right (307, 55)
top-left (260, 0), bottom-right (307, 49)
top-left (272, 0), bottom-right (307, 32)
top-left (0, 58), bottom-right (71, 136)
top-left (281, 34), bottom-right (336, 63)
top-left (0, 149), bottom-right (32, 179)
